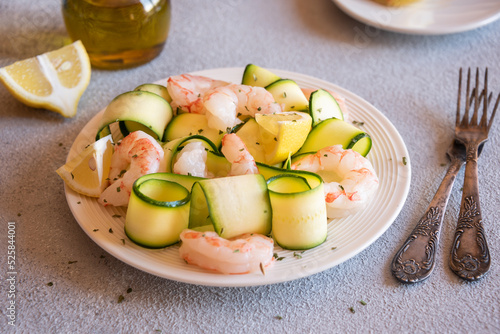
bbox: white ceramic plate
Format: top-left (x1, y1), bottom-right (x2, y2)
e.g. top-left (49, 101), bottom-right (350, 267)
top-left (64, 68), bottom-right (411, 287)
top-left (333, 0), bottom-right (500, 35)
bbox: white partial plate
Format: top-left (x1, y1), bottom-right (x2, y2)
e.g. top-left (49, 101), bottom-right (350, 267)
top-left (64, 67), bottom-right (411, 287)
top-left (333, 0), bottom-right (500, 35)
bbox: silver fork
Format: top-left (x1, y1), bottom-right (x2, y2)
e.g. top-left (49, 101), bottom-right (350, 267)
top-left (391, 139), bottom-right (468, 283)
top-left (450, 68), bottom-right (499, 281)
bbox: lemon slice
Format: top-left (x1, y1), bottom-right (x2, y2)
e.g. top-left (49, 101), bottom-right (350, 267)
top-left (0, 40), bottom-right (91, 118)
top-left (255, 111), bottom-right (312, 165)
top-left (56, 135), bottom-right (114, 197)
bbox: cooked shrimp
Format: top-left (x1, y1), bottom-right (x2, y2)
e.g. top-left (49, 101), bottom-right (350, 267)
top-left (221, 133), bottom-right (258, 176)
top-left (291, 145), bottom-right (378, 218)
top-left (203, 84), bottom-right (282, 132)
top-left (173, 141), bottom-right (213, 178)
top-left (179, 229), bottom-right (275, 275)
top-left (166, 74), bottom-right (228, 114)
top-left (301, 88), bottom-right (349, 121)
top-left (98, 131), bottom-right (164, 207)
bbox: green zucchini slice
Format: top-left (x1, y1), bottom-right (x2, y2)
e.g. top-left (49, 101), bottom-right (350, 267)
top-left (164, 113), bottom-right (224, 147)
top-left (309, 89), bottom-right (344, 126)
top-left (134, 83), bottom-right (172, 103)
top-left (267, 174), bottom-right (327, 250)
top-left (265, 79), bottom-right (309, 111)
top-left (96, 91), bottom-right (173, 142)
top-left (296, 118), bottom-right (372, 156)
top-left (125, 176), bottom-right (191, 248)
top-left (241, 64), bottom-right (281, 87)
top-left (189, 174), bottom-right (272, 239)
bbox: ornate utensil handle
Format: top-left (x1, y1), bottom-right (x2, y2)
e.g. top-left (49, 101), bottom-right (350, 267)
top-left (391, 159), bottom-right (463, 283)
top-left (449, 144), bottom-right (490, 281)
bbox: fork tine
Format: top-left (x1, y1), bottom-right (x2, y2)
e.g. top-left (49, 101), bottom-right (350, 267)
top-left (471, 68), bottom-right (481, 125)
top-left (463, 68), bottom-right (471, 124)
top-left (488, 92), bottom-right (500, 132)
top-left (456, 68), bottom-right (462, 126)
top-left (478, 68), bottom-right (489, 127)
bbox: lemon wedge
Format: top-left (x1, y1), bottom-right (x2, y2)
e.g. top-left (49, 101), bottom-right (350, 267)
top-left (255, 111), bottom-right (312, 165)
top-left (56, 135), bottom-right (114, 197)
top-left (0, 40), bottom-right (91, 118)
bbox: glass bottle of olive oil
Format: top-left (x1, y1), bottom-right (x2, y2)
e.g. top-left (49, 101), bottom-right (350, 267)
top-left (62, 0), bottom-right (171, 69)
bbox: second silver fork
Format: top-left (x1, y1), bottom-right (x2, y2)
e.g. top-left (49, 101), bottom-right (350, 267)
top-left (449, 68), bottom-right (499, 281)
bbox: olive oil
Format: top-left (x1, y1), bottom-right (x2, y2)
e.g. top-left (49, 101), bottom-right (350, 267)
top-left (62, 0), bottom-right (171, 69)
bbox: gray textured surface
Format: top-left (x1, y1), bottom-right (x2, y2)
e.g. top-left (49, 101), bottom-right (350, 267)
top-left (1, 0), bottom-right (500, 333)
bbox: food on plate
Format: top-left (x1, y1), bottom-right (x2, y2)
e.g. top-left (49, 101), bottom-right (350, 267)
top-left (267, 173), bottom-right (327, 249)
top-left (301, 87), bottom-right (348, 120)
top-left (98, 131), bottom-right (164, 207)
top-left (179, 229), bottom-right (275, 275)
top-left (254, 111), bottom-right (312, 165)
top-left (373, 0), bottom-right (419, 6)
top-left (125, 173), bottom-right (193, 248)
top-left (291, 145), bottom-right (379, 218)
top-left (188, 174), bottom-right (272, 239)
top-left (297, 118), bottom-right (371, 157)
top-left (134, 83), bottom-right (172, 102)
top-left (203, 83), bottom-right (281, 132)
top-left (96, 90), bottom-right (173, 142)
top-left (221, 133), bottom-right (259, 176)
top-left (56, 134), bottom-right (113, 197)
top-left (167, 73), bottom-right (228, 114)
top-left (173, 141), bottom-right (213, 178)
top-left (241, 64), bottom-right (281, 87)
top-left (164, 112), bottom-right (224, 146)
top-left (308, 89), bottom-right (344, 126)
top-left (57, 64), bottom-right (380, 274)
top-left (0, 40), bottom-right (91, 118)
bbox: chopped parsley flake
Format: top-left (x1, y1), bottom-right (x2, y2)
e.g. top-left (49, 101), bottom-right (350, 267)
top-left (359, 300), bottom-right (367, 306)
top-left (47, 282), bottom-right (53, 286)
top-left (402, 157), bottom-right (407, 165)
top-left (349, 307), bottom-right (355, 314)
top-left (127, 288), bottom-right (132, 294)
top-left (93, 229), bottom-right (99, 232)
top-left (117, 295), bottom-right (125, 303)
top-left (109, 228), bottom-right (113, 233)
top-left (112, 214), bottom-right (121, 218)
top-left (293, 252), bottom-right (304, 259)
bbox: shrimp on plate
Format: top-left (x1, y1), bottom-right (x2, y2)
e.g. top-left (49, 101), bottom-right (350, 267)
top-left (172, 141), bottom-right (213, 178)
top-left (301, 88), bottom-right (349, 121)
top-left (291, 145), bottom-right (378, 218)
top-left (166, 74), bottom-right (228, 114)
top-left (98, 131), bottom-right (164, 207)
top-left (221, 133), bottom-right (258, 176)
top-left (203, 83), bottom-right (282, 132)
top-left (179, 229), bottom-right (275, 275)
